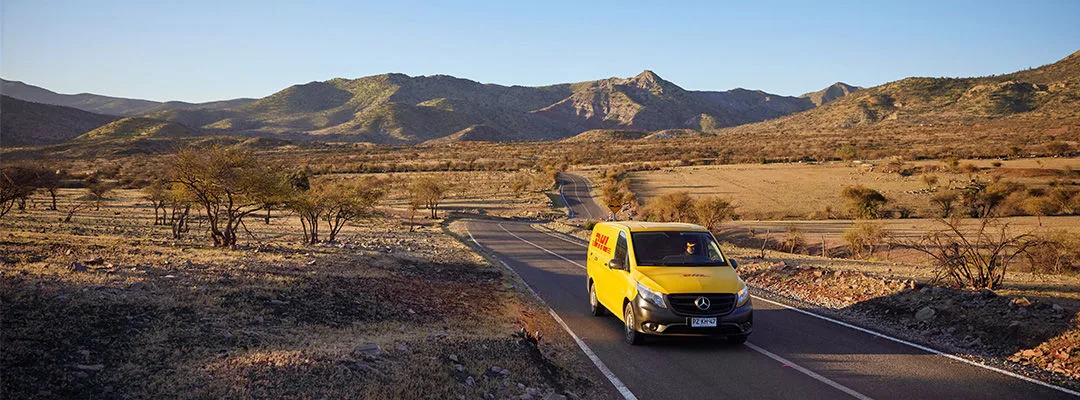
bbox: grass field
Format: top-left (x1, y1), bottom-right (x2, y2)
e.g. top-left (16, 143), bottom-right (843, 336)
top-left (625, 156), bottom-right (1079, 220)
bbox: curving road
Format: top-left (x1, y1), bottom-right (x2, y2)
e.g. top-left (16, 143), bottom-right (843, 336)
top-left (559, 173), bottom-right (610, 221)
top-left (461, 173), bottom-right (1076, 400)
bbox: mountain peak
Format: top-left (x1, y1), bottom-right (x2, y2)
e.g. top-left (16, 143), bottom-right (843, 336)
top-left (632, 70), bottom-right (663, 84)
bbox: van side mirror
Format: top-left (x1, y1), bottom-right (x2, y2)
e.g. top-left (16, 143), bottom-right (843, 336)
top-left (729, 258), bottom-right (739, 269)
top-left (607, 258), bottom-right (626, 270)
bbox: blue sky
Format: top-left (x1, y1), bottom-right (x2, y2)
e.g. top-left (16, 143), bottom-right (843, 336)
top-left (2, 0), bottom-right (1078, 103)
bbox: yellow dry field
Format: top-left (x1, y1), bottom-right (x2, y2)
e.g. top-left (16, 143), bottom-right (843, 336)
top-left (627, 156), bottom-right (1080, 221)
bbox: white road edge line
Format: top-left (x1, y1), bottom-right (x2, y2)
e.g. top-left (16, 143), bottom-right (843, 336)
top-left (752, 296), bottom-right (1080, 397)
top-left (527, 224), bottom-right (1080, 397)
top-left (745, 342), bottom-right (874, 400)
top-left (466, 225), bottom-right (638, 400)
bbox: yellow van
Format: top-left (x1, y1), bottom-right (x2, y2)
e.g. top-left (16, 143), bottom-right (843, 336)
top-left (586, 221), bottom-right (752, 345)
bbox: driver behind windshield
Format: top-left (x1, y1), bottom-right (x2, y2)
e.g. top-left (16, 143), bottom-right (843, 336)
top-left (633, 231), bottom-right (726, 266)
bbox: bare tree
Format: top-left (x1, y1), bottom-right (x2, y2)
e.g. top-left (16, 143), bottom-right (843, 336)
top-left (901, 216), bottom-right (1035, 289)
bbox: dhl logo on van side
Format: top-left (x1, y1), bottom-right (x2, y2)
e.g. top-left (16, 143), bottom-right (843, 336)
top-left (591, 233), bottom-right (612, 254)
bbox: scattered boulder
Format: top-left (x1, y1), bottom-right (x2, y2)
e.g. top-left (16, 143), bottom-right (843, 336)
top-left (70, 262), bottom-right (88, 272)
top-left (915, 306), bottom-right (936, 322)
top-left (1011, 297), bottom-right (1032, 307)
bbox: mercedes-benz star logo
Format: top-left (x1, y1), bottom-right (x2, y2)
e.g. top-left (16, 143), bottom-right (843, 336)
top-left (694, 296), bottom-right (711, 310)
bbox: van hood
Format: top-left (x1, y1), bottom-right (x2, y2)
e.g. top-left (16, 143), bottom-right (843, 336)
top-left (634, 266), bottom-right (744, 294)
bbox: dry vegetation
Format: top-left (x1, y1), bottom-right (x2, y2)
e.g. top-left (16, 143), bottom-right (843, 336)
top-left (0, 178), bottom-right (612, 398)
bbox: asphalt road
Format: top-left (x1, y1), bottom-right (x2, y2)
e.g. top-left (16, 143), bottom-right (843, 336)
top-left (559, 173), bottom-right (610, 221)
top-left (461, 173), bottom-right (1076, 400)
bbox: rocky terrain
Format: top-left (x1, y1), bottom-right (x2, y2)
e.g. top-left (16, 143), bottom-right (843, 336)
top-left (3, 70), bottom-right (837, 146)
top-left (741, 260), bottom-right (1080, 386)
top-left (0, 190), bottom-right (616, 399)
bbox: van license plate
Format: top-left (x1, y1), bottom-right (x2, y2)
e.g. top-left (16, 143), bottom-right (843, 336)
top-left (691, 317), bottom-right (717, 327)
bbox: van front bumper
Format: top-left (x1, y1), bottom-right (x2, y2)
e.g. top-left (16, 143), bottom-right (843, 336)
top-left (632, 295), bottom-right (753, 337)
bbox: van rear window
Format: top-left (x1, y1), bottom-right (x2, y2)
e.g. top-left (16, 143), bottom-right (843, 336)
top-left (631, 231), bottom-right (727, 267)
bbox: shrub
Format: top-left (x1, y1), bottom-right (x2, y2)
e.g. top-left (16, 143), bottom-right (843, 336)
top-left (843, 221), bottom-right (888, 258)
top-left (694, 196), bottom-right (737, 231)
top-left (640, 191), bottom-right (695, 222)
top-left (841, 185), bottom-right (888, 219)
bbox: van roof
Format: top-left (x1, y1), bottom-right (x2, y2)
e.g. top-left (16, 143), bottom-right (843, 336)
top-left (602, 221), bottom-right (710, 233)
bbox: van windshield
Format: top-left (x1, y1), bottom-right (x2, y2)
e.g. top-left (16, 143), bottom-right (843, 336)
top-left (631, 231), bottom-right (728, 267)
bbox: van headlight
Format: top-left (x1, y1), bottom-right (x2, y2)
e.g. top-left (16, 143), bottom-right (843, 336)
top-left (636, 282), bottom-right (667, 309)
top-left (736, 286), bottom-right (750, 307)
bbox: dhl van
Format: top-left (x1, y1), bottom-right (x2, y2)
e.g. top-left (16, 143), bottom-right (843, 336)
top-left (586, 221), bottom-right (752, 345)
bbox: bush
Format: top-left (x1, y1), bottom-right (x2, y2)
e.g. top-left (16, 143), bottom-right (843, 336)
top-left (639, 192), bottom-right (695, 222)
top-left (843, 221), bottom-right (888, 258)
top-left (842, 185), bottom-right (888, 219)
top-left (1025, 231), bottom-right (1080, 274)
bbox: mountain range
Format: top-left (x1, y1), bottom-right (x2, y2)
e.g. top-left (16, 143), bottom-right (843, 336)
top-left (4, 49), bottom-right (1078, 148)
top-left (1, 72), bottom-right (846, 146)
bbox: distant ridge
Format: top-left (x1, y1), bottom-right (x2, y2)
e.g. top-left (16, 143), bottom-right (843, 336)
top-left (1, 95), bottom-right (118, 146)
top-left (0, 78), bottom-right (255, 116)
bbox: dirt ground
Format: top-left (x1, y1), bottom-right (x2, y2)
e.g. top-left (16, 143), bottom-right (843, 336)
top-left (0, 189), bottom-right (615, 399)
top-left (623, 156), bottom-right (1080, 220)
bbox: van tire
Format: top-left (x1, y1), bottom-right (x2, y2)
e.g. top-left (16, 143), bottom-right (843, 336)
top-left (726, 334), bottom-right (748, 345)
top-left (589, 283), bottom-right (606, 316)
top-left (624, 302), bottom-right (645, 345)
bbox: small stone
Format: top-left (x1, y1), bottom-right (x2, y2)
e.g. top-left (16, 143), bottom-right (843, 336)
top-left (543, 394), bottom-right (568, 400)
top-left (356, 343), bottom-right (381, 357)
top-left (408, 309), bottom-right (416, 315)
top-left (1011, 297), bottom-right (1032, 307)
top-left (915, 306), bottom-right (936, 322)
top-left (1052, 304), bottom-right (1064, 312)
top-left (183, 260), bottom-right (193, 267)
top-left (465, 376), bottom-right (475, 386)
top-left (70, 262), bottom-right (88, 272)
top-left (73, 364), bottom-right (104, 371)
top-left (84, 257), bottom-right (104, 265)
top-left (455, 364), bottom-right (465, 372)
top-left (449, 354), bottom-right (459, 362)
top-left (396, 343), bottom-right (407, 352)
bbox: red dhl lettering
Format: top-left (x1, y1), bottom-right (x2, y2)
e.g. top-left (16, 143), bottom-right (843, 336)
top-left (591, 233), bottom-right (612, 254)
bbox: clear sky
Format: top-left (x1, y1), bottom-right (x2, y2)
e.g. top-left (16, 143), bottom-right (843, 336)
top-left (2, 0), bottom-right (1078, 103)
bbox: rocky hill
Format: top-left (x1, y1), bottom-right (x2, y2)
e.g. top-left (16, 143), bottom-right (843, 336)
top-left (1, 79), bottom-right (255, 116)
top-left (75, 117), bottom-right (200, 141)
top-left (800, 82), bottom-right (861, 106)
top-left (724, 50), bottom-right (1080, 135)
top-left (1, 96), bottom-right (118, 146)
top-left (146, 71), bottom-right (823, 144)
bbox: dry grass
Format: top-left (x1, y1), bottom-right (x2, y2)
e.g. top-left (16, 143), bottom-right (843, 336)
top-left (0, 189), bottom-right (613, 399)
top-left (626, 156), bottom-right (1079, 220)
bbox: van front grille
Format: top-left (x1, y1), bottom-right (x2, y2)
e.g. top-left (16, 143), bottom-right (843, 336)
top-left (666, 293), bottom-right (736, 316)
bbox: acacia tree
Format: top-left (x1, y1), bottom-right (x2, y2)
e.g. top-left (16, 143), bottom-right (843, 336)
top-left (409, 176), bottom-right (452, 219)
top-left (288, 178), bottom-right (384, 244)
top-left (170, 146), bottom-right (291, 247)
top-left (695, 196), bottom-right (737, 232)
top-left (322, 179), bottom-right (384, 242)
top-left (143, 179), bottom-right (170, 225)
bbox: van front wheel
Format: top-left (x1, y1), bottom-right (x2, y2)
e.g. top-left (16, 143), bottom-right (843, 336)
top-left (624, 303), bottom-right (645, 345)
top-left (589, 283), bottom-right (606, 316)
